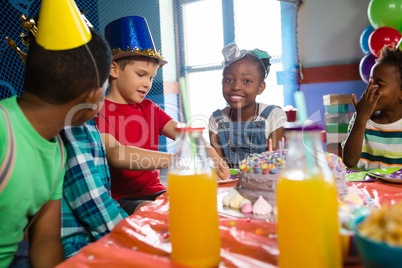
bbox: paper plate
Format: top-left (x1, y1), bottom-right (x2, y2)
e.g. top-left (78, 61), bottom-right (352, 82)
top-left (218, 173), bottom-right (239, 185)
top-left (377, 176), bottom-right (402, 184)
top-left (369, 168), bottom-right (402, 184)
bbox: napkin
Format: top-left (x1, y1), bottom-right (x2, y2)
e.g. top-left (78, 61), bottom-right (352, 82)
top-left (345, 168), bottom-right (402, 182)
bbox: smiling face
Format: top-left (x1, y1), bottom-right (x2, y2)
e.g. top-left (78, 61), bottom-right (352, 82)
top-left (108, 58), bottom-right (159, 104)
top-left (371, 62), bottom-right (402, 111)
top-left (222, 57), bottom-right (266, 111)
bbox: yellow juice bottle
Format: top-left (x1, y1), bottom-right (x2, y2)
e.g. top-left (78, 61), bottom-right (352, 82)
top-left (168, 126), bottom-right (221, 267)
top-left (168, 172), bottom-right (220, 267)
top-left (276, 123), bottom-right (342, 268)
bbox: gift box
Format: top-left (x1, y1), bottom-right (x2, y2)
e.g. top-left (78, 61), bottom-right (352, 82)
top-left (326, 143), bottom-right (343, 156)
top-left (323, 94), bottom-right (353, 106)
top-left (326, 123), bottom-right (349, 133)
top-left (325, 112), bottom-right (353, 124)
top-left (326, 133), bottom-right (348, 143)
top-left (325, 104), bottom-right (349, 114)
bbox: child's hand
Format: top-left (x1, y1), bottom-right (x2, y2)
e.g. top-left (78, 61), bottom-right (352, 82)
top-left (212, 157), bottom-right (230, 181)
top-left (353, 78), bottom-right (382, 121)
top-left (206, 145), bottom-right (230, 180)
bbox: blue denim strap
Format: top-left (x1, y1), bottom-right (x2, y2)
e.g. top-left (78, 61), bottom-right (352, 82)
top-left (259, 105), bottom-right (279, 119)
top-left (212, 109), bottom-right (224, 122)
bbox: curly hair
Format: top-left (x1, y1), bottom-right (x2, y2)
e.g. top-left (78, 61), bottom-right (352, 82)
top-left (377, 46), bottom-right (402, 83)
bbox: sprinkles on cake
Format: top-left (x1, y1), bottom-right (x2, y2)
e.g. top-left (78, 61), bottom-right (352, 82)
top-left (238, 150), bottom-right (286, 175)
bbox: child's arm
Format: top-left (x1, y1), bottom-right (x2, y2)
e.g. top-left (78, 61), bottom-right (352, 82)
top-left (101, 133), bottom-right (173, 170)
top-left (343, 80), bottom-right (381, 168)
top-left (208, 130), bottom-right (230, 179)
top-left (160, 120), bottom-right (178, 140)
top-left (268, 127), bottom-right (285, 151)
top-left (209, 130), bottom-right (224, 158)
top-left (29, 199), bottom-right (65, 267)
top-left (162, 120), bottom-right (230, 180)
top-left (206, 145), bottom-right (230, 180)
top-left (342, 114), bottom-right (366, 168)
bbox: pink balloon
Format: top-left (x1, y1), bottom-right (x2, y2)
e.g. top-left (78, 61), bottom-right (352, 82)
top-left (369, 26), bottom-right (402, 58)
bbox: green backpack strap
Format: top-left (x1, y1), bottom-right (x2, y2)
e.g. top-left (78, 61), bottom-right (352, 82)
top-left (0, 105), bottom-right (16, 194)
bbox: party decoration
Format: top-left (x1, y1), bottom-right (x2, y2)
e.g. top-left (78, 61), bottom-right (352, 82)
top-left (36, 0), bottom-right (91, 50)
top-left (368, 26), bottom-right (401, 58)
top-left (359, 54), bottom-right (376, 84)
top-left (104, 16), bottom-right (167, 66)
top-left (368, 0), bottom-right (402, 30)
top-left (359, 25), bottom-right (374, 55)
top-left (179, 77), bottom-right (191, 124)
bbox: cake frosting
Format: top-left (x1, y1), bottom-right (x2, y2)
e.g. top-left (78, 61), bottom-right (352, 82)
top-left (252, 196), bottom-right (273, 215)
top-left (235, 150), bottom-right (286, 206)
top-left (326, 153), bottom-right (349, 199)
top-left (235, 151), bottom-right (349, 208)
top-left (222, 151), bottom-right (349, 217)
top-left (241, 203), bottom-right (253, 214)
top-left (240, 198), bottom-right (251, 207)
top-left (229, 193), bottom-right (244, 209)
top-left (222, 188), bottom-right (239, 207)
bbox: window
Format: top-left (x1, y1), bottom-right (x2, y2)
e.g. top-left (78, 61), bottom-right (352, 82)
top-left (177, 0), bottom-right (296, 132)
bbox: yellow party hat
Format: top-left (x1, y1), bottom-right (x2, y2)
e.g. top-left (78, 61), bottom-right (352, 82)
top-left (36, 0), bottom-right (91, 50)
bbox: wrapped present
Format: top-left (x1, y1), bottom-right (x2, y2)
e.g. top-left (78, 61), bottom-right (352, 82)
top-left (325, 112), bottom-right (353, 124)
top-left (326, 104), bottom-right (349, 113)
top-left (326, 132), bottom-right (348, 143)
top-left (323, 94), bottom-right (353, 106)
top-left (326, 123), bottom-right (349, 133)
top-left (327, 143), bottom-right (342, 156)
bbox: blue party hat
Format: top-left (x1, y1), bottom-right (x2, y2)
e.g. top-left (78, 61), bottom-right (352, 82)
top-left (105, 16), bottom-right (167, 67)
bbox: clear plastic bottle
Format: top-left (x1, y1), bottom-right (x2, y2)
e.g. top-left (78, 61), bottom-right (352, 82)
top-left (276, 123), bottom-right (342, 268)
top-left (168, 126), bottom-right (221, 267)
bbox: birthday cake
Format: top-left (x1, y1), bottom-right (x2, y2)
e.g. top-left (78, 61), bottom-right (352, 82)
top-left (235, 150), bottom-right (286, 207)
top-left (326, 153), bottom-right (349, 200)
top-left (227, 151), bottom-right (349, 216)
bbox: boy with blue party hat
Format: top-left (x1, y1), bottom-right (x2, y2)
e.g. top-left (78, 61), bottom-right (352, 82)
top-left (0, 0), bottom-right (112, 266)
top-left (96, 16), bottom-right (229, 214)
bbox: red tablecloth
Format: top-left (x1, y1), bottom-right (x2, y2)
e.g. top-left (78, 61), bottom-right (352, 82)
top-left (57, 180), bottom-right (402, 268)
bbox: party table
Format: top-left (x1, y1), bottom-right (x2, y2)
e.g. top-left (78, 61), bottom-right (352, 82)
top-left (56, 179), bottom-right (402, 268)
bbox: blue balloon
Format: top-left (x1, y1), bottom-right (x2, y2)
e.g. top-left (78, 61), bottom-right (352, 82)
top-left (360, 25), bottom-right (375, 55)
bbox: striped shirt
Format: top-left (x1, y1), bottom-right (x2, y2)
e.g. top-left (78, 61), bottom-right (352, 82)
top-left (345, 113), bottom-right (402, 170)
top-left (60, 119), bottom-right (128, 257)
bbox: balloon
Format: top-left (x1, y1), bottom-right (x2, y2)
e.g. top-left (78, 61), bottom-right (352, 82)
top-left (359, 54), bottom-right (376, 84)
top-left (368, 0), bottom-right (402, 29)
top-left (360, 25), bottom-right (375, 55)
top-left (368, 26), bottom-right (402, 58)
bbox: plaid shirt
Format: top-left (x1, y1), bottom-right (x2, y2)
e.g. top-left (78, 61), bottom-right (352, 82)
top-left (60, 119), bottom-right (128, 257)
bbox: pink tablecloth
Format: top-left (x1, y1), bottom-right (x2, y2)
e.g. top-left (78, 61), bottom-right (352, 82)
top-left (57, 180), bottom-right (402, 268)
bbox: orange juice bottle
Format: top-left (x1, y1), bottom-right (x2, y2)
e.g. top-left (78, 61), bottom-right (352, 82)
top-left (168, 126), bottom-right (221, 267)
top-left (277, 123), bottom-right (342, 268)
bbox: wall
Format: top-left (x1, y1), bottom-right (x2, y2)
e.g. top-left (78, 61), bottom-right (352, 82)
top-left (297, 0), bottom-right (371, 123)
top-left (299, 0), bottom-right (371, 67)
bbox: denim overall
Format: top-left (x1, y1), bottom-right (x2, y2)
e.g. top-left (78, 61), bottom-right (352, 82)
top-left (212, 105), bottom-right (278, 168)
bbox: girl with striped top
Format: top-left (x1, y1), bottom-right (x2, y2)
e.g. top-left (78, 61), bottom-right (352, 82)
top-left (342, 46), bottom-right (402, 170)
